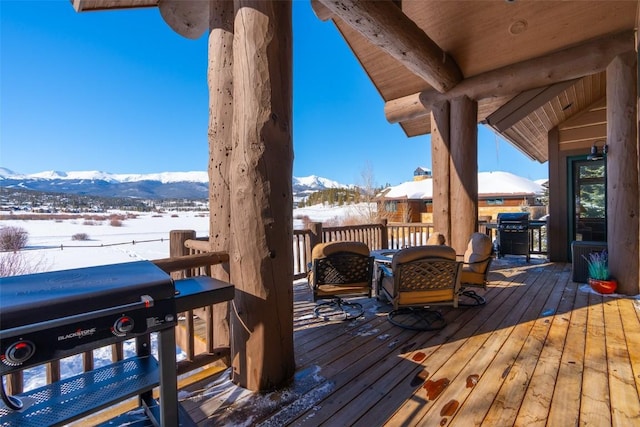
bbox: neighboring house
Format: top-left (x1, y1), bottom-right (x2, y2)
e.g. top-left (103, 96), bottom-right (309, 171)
top-left (413, 167), bottom-right (432, 181)
top-left (377, 171), bottom-right (545, 223)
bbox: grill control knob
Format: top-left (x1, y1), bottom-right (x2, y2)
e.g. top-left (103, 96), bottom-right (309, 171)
top-left (113, 316), bottom-right (134, 336)
top-left (3, 341), bottom-right (35, 366)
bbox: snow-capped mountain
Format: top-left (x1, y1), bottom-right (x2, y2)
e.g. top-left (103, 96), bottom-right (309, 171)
top-left (0, 168), bottom-right (349, 200)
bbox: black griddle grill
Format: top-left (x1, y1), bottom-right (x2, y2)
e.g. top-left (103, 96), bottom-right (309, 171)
top-left (0, 261), bottom-right (184, 426)
top-left (0, 261), bottom-right (176, 373)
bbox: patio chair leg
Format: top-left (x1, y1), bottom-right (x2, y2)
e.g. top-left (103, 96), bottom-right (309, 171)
top-left (458, 290), bottom-right (486, 306)
top-left (314, 298), bottom-right (364, 321)
top-left (387, 308), bottom-right (446, 331)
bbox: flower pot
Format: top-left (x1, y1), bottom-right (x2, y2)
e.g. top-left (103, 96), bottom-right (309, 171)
top-left (588, 278), bottom-right (617, 294)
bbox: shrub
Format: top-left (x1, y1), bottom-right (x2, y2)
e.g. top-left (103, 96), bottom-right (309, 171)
top-left (110, 219), bottom-right (123, 227)
top-left (0, 226), bottom-right (29, 251)
top-left (72, 233), bottom-right (90, 241)
top-left (0, 252), bottom-right (50, 277)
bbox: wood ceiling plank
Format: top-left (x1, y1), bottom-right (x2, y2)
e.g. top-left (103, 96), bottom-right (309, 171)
top-left (559, 123), bottom-right (607, 143)
top-left (560, 99), bottom-right (607, 130)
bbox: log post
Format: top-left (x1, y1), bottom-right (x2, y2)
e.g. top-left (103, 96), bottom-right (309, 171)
top-left (431, 100), bottom-right (451, 245)
top-left (606, 51), bottom-right (639, 295)
top-left (207, 0), bottom-right (234, 353)
top-left (449, 96), bottom-right (478, 255)
top-left (169, 230), bottom-right (196, 280)
top-left (229, 0), bottom-right (295, 391)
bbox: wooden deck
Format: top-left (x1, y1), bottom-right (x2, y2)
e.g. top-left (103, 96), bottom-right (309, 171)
top-left (179, 257), bottom-right (640, 426)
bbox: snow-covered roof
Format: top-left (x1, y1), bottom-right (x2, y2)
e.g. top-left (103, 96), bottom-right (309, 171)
top-left (380, 171), bottom-right (544, 199)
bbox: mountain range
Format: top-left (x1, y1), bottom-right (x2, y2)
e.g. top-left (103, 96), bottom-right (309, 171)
top-left (0, 168), bottom-right (349, 200)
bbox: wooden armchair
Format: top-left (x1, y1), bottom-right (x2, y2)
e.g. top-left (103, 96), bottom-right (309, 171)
top-left (308, 241), bottom-right (374, 321)
top-left (378, 245), bottom-right (461, 330)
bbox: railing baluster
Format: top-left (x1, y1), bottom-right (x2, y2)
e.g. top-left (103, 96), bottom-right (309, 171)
top-left (47, 360), bottom-right (60, 384)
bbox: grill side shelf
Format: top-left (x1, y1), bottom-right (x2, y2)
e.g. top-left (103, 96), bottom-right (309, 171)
top-left (174, 276), bottom-right (235, 312)
top-left (0, 355), bottom-right (159, 427)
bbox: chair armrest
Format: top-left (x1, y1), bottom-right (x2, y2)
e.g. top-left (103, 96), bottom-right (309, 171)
top-left (462, 256), bottom-right (493, 266)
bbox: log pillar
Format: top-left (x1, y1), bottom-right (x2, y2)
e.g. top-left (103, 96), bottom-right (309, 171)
top-left (449, 96), bottom-right (478, 255)
top-left (606, 51), bottom-right (639, 295)
top-left (430, 101), bottom-right (451, 244)
top-left (207, 0), bottom-right (234, 351)
top-left (229, 0), bottom-right (295, 391)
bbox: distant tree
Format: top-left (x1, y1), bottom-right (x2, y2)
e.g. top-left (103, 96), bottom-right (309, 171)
top-left (356, 161), bottom-right (379, 222)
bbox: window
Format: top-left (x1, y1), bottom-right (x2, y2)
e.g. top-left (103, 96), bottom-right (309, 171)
top-left (384, 201), bottom-right (398, 213)
top-left (486, 198), bottom-right (504, 205)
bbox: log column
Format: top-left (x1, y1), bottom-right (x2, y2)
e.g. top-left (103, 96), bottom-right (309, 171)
top-left (229, 0), bottom-right (295, 391)
top-left (449, 96), bottom-right (478, 255)
top-left (430, 101), bottom-right (451, 244)
top-left (207, 0), bottom-right (234, 351)
top-left (606, 51), bottom-right (639, 295)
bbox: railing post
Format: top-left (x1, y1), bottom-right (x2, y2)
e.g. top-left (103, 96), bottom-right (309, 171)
top-left (380, 219), bottom-right (388, 249)
top-left (170, 230), bottom-right (196, 280)
top-left (308, 222), bottom-right (323, 254)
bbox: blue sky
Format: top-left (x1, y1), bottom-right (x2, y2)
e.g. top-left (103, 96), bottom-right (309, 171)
top-left (1, 0), bottom-right (548, 187)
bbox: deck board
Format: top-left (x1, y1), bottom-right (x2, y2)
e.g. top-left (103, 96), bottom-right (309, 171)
top-left (178, 257), bottom-right (640, 426)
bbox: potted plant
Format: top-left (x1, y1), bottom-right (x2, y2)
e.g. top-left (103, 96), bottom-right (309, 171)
top-left (583, 250), bottom-right (617, 294)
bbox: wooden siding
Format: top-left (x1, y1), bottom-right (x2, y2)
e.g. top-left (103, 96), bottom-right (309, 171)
top-left (179, 257), bottom-right (640, 425)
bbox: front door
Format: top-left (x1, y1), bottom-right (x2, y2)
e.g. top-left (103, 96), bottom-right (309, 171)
top-left (570, 158), bottom-right (607, 243)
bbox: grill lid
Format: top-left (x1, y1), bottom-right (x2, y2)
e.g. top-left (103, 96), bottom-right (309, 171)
top-left (497, 212), bottom-right (530, 223)
top-left (0, 261), bottom-right (174, 329)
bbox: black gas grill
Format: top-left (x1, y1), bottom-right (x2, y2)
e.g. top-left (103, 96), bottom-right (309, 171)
top-left (497, 212), bottom-right (530, 261)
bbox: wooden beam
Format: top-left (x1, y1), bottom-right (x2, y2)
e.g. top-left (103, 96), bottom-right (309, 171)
top-left (310, 0), bottom-right (333, 21)
top-left (385, 31), bottom-right (635, 124)
top-left (486, 80), bottom-right (578, 132)
top-left (317, 0), bottom-right (462, 93)
top-left (158, 0), bottom-right (208, 39)
top-left (607, 51), bottom-right (639, 295)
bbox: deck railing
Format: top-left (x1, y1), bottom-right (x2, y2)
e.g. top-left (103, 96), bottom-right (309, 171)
top-left (292, 219), bottom-right (547, 279)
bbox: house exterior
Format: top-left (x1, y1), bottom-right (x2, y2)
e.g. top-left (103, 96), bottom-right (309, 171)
top-left (413, 166), bottom-right (432, 181)
top-left (377, 171), bottom-right (545, 223)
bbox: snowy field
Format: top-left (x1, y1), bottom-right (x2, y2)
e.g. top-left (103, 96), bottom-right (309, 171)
top-left (1, 203), bottom-right (368, 274)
